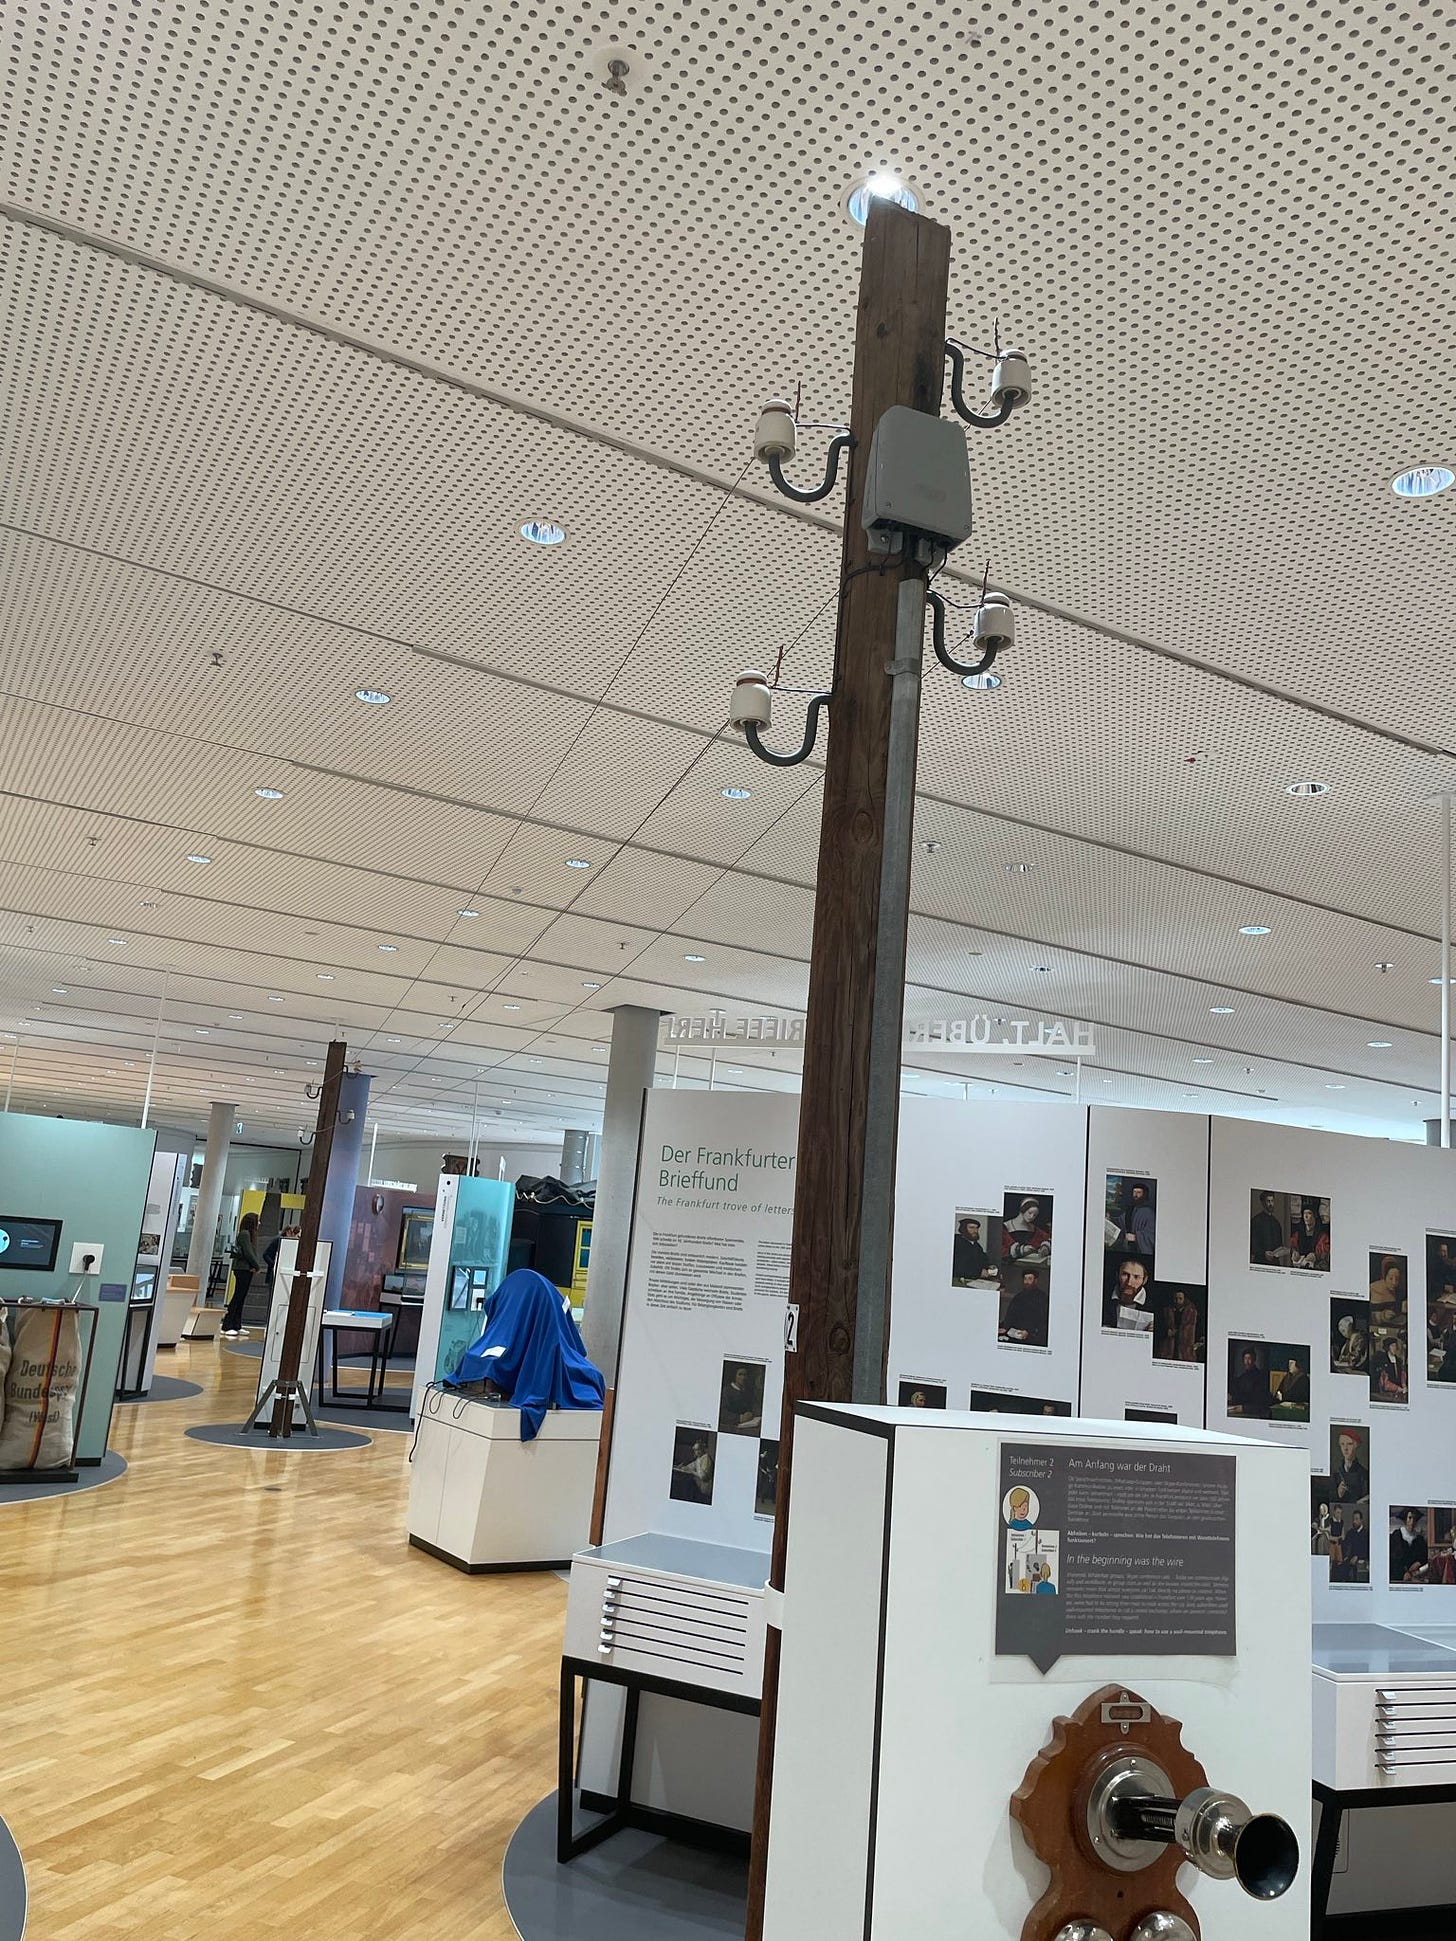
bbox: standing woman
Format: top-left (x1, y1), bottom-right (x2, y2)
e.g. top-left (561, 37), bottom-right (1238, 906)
top-left (222, 1212), bottom-right (264, 1338)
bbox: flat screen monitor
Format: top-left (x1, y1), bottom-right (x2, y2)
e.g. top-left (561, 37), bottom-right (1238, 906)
top-left (0, 1216), bottom-right (63, 1272)
top-left (449, 1264), bottom-right (493, 1312)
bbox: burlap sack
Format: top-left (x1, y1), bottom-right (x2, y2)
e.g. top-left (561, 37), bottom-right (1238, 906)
top-left (0, 1305), bottom-right (82, 1471)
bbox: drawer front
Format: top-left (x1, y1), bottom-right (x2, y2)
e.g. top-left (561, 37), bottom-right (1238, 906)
top-left (1376, 1684), bottom-right (1456, 1778)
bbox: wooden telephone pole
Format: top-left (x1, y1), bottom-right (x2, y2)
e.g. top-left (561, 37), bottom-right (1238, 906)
top-left (267, 1037), bottom-right (347, 1437)
top-left (744, 200), bottom-right (952, 1932)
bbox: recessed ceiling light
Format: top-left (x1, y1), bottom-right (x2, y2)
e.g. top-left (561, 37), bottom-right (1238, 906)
top-left (196, 1028), bottom-right (210, 1036)
top-left (378, 944), bottom-right (398, 953)
top-left (521, 520), bottom-right (566, 546)
top-left (582, 980), bottom-right (601, 990)
top-left (961, 671), bottom-right (1003, 692)
top-left (227, 1013), bottom-right (243, 1020)
top-left (564, 858), bottom-right (592, 870)
top-left (386, 1036), bottom-right (401, 1044)
top-left (504, 1003), bottom-right (522, 1011)
top-left (722, 786), bottom-right (752, 801)
top-left (267, 995), bottom-right (284, 1003)
top-left (684, 954), bottom-right (706, 963)
top-left (317, 973), bottom-right (335, 981)
top-left (354, 688), bottom-right (391, 706)
top-left (1006, 862), bottom-right (1035, 874)
top-left (1368, 1040), bottom-right (1393, 1048)
top-left (1239, 924), bottom-right (1272, 936)
top-left (1326, 1083), bottom-right (1346, 1090)
top-left (1392, 466), bottom-right (1455, 499)
top-left (1284, 781), bottom-right (1328, 798)
top-left (1210, 1005), bottom-right (1235, 1014)
top-left (255, 787), bottom-right (284, 800)
top-left (846, 170), bottom-right (920, 225)
top-left (51, 987), bottom-right (66, 995)
top-left (186, 853), bottom-right (212, 865)
top-left (1431, 977), bottom-right (1454, 986)
top-left (529, 1057), bottom-right (543, 1065)
top-left (1375, 961), bottom-right (1394, 972)
top-left (592, 1044), bottom-right (608, 1052)
top-left (1194, 1056), bottom-right (1213, 1064)
top-left (457, 908), bottom-right (480, 919)
top-left (107, 937), bottom-right (126, 946)
top-left (1034, 965), bottom-right (1051, 974)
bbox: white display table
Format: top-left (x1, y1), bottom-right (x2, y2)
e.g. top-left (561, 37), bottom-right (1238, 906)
top-left (763, 1405), bottom-right (1311, 1941)
top-left (407, 1387), bottom-right (602, 1573)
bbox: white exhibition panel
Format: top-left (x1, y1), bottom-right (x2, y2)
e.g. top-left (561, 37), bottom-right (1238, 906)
top-left (1080, 1107), bottom-right (1211, 1427)
top-left (252, 1237), bottom-right (330, 1426)
top-left (764, 1409), bottom-right (1311, 1941)
top-left (890, 1099), bottom-right (1088, 1415)
top-left (1206, 1118), bottom-right (1456, 1625)
top-left (409, 1171), bottom-right (457, 1422)
top-left (602, 1088), bottom-right (798, 1554)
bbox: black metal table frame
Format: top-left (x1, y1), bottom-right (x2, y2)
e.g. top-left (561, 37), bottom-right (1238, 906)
top-left (316, 1312), bottom-right (404, 1411)
top-left (557, 1654), bottom-right (759, 1864)
top-left (1312, 1777), bottom-right (1456, 1935)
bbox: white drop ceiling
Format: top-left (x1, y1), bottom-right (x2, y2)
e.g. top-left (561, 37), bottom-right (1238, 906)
top-left (2, 0), bottom-right (1455, 1150)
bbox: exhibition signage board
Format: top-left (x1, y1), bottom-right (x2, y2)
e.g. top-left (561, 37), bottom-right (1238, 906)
top-left (602, 1090), bottom-right (798, 1553)
top-left (603, 1092), bottom-right (1456, 1628)
top-left (253, 1238), bottom-right (331, 1426)
top-left (995, 1439), bottom-right (1236, 1671)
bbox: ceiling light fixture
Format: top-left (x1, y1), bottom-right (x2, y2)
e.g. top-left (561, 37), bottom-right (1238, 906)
top-left (1239, 924), bottom-right (1272, 936)
top-left (387, 1036), bottom-right (401, 1044)
top-left (1392, 466), bottom-right (1455, 499)
top-left (267, 995), bottom-right (284, 1003)
top-left (1006, 862), bottom-right (1035, 874)
top-left (722, 786), bottom-right (752, 801)
top-left (521, 520), bottom-right (566, 546)
top-left (1368, 1040), bottom-right (1393, 1048)
top-left (1376, 961), bottom-right (1394, 972)
top-left (354, 688), bottom-right (391, 706)
top-left (107, 937), bottom-right (126, 946)
top-left (684, 954), bottom-right (706, 963)
top-left (961, 670), bottom-right (1004, 691)
top-left (564, 858), bottom-right (591, 870)
top-left (457, 908), bottom-right (480, 919)
top-left (846, 170), bottom-right (920, 225)
top-left (1284, 781), bottom-right (1328, 798)
top-left (317, 973), bottom-right (335, 981)
top-left (186, 853), bottom-right (212, 865)
top-left (255, 787), bottom-right (284, 800)
top-left (378, 944), bottom-right (398, 953)
top-left (1326, 1083), bottom-right (1346, 1090)
top-left (1210, 1006), bottom-right (1235, 1015)
top-left (1194, 1056), bottom-right (1213, 1064)
top-left (51, 987), bottom-right (66, 995)
top-left (582, 980), bottom-right (601, 990)
top-left (504, 1003), bottom-right (522, 1011)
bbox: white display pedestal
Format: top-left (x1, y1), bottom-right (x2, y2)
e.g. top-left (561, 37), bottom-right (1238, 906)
top-left (407, 1388), bottom-right (602, 1572)
top-left (763, 1405), bottom-right (1311, 1941)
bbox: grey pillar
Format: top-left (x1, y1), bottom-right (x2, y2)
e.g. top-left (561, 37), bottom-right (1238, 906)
top-left (561, 1129), bottom-right (590, 1186)
top-left (318, 1071), bottom-right (372, 1306)
top-left (581, 1006), bottom-right (664, 1380)
top-left (185, 1100), bottom-right (235, 1283)
top-left (561, 1129), bottom-right (600, 1185)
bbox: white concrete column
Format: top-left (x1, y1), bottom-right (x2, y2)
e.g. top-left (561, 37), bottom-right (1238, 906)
top-left (581, 1006), bottom-right (664, 1379)
top-left (185, 1100), bottom-right (235, 1283)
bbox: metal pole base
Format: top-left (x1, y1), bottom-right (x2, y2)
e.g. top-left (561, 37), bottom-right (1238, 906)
top-left (248, 1378), bottom-right (319, 1438)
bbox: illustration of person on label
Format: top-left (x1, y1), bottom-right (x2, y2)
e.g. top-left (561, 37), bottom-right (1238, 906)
top-left (1005, 1486), bottom-right (1037, 1531)
top-left (1033, 1560), bottom-right (1058, 1595)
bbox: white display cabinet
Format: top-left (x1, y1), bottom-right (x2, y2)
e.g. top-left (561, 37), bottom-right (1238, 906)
top-left (763, 1405), bottom-right (1311, 1941)
top-left (407, 1387), bottom-right (601, 1572)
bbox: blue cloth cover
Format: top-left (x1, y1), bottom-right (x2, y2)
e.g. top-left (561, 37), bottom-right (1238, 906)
top-left (445, 1268), bottom-right (604, 1440)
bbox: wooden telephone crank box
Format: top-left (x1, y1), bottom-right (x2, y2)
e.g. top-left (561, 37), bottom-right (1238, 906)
top-left (761, 1407), bottom-right (1310, 1941)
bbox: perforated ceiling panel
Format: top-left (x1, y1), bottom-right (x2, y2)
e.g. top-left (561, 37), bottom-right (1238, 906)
top-left (2, 1), bottom-right (1456, 1146)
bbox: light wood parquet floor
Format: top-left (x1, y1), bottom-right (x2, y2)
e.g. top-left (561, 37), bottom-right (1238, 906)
top-left (0, 1339), bottom-right (565, 1939)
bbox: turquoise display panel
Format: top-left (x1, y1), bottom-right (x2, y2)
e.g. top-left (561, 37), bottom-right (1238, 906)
top-left (433, 1176), bottom-right (513, 1385)
top-left (0, 1114), bottom-right (157, 1461)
